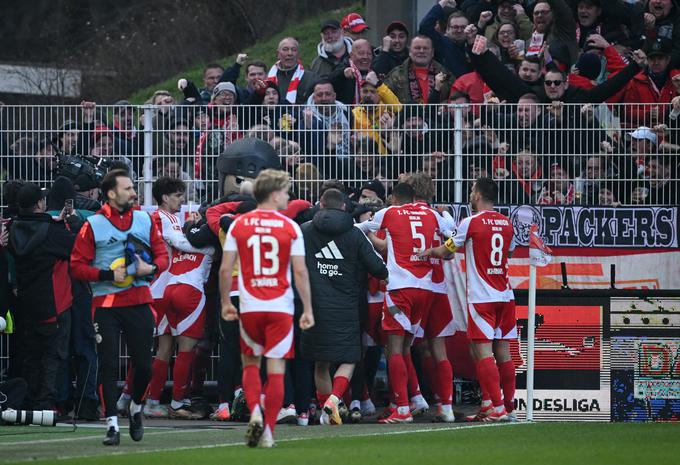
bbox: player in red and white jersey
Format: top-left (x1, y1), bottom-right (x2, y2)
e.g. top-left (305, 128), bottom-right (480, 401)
top-left (357, 182), bottom-right (447, 424)
top-left (423, 177), bottom-right (516, 422)
top-left (219, 169), bottom-right (314, 448)
top-left (402, 172), bottom-right (459, 422)
top-left (144, 178), bottom-right (215, 419)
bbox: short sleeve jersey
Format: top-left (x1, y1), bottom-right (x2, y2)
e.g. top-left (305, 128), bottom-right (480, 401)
top-left (150, 209), bottom-right (213, 297)
top-left (224, 209), bottom-right (305, 314)
top-left (363, 203), bottom-right (446, 293)
top-left (453, 210), bottom-right (515, 303)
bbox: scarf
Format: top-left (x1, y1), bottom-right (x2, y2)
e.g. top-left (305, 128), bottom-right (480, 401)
top-left (194, 106), bottom-right (242, 178)
top-left (511, 160), bottom-right (543, 196)
top-left (348, 59), bottom-right (363, 105)
top-left (267, 61), bottom-right (305, 104)
top-left (408, 62), bottom-right (437, 104)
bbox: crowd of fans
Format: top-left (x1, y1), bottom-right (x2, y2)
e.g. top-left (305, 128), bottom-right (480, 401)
top-left (2, 0), bottom-right (680, 207)
top-left (0, 1), bottom-right (679, 424)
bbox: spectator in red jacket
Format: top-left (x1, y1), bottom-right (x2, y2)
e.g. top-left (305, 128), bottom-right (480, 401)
top-left (616, 38), bottom-right (678, 127)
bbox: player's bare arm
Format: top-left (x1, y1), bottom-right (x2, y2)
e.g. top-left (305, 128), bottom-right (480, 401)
top-left (219, 250), bottom-right (239, 321)
top-left (420, 237), bottom-right (459, 259)
top-left (291, 255), bottom-right (315, 330)
top-left (367, 231), bottom-right (387, 253)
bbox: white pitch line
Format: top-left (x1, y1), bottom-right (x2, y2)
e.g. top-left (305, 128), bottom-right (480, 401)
top-left (0, 428), bottom-right (210, 446)
top-left (8, 422), bottom-right (526, 463)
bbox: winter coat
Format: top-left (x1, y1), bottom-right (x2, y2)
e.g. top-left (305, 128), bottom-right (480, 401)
top-left (418, 3), bottom-right (472, 77)
top-left (373, 48), bottom-right (409, 76)
top-left (612, 71), bottom-right (678, 128)
top-left (310, 38), bottom-right (353, 79)
top-left (470, 49), bottom-right (641, 103)
top-left (300, 208), bottom-right (387, 363)
top-left (384, 58), bottom-right (454, 104)
top-left (8, 213), bottom-right (77, 323)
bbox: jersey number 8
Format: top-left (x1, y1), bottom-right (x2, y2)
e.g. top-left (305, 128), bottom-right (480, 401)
top-left (490, 233), bottom-right (503, 266)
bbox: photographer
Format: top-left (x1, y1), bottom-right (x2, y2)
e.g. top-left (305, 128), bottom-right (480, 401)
top-left (7, 183), bottom-right (81, 413)
top-left (70, 169), bottom-right (168, 446)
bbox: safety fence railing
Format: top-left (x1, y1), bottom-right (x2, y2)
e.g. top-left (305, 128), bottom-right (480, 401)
top-left (0, 102), bottom-right (678, 210)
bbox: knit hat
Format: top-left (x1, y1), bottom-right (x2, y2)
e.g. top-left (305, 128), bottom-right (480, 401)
top-left (212, 82), bottom-right (237, 99)
top-left (74, 173), bottom-right (99, 191)
top-left (359, 179), bottom-right (386, 201)
top-left (575, 52), bottom-right (602, 80)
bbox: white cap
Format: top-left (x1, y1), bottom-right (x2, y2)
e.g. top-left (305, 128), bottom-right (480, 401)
top-left (627, 126), bottom-right (657, 145)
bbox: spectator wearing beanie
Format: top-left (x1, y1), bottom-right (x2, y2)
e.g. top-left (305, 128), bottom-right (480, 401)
top-left (614, 38), bottom-right (678, 127)
top-left (568, 34), bottom-right (627, 90)
top-left (73, 173), bottom-right (102, 212)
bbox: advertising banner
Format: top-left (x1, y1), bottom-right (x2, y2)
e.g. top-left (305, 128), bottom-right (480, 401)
top-left (610, 297), bottom-right (680, 422)
top-left (511, 300), bottom-right (611, 421)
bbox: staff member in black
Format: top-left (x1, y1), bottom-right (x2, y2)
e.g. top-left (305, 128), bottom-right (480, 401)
top-left (71, 170), bottom-right (168, 446)
top-left (300, 188), bottom-right (388, 424)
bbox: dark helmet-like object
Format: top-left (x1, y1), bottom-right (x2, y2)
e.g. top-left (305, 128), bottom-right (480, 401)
top-left (217, 137), bottom-right (281, 179)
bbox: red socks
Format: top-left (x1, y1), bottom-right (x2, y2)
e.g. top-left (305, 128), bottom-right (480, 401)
top-left (436, 360), bottom-right (453, 406)
top-left (477, 357), bottom-right (503, 407)
top-left (264, 374), bottom-right (284, 433)
top-left (316, 391), bottom-right (330, 408)
top-left (403, 354), bottom-right (421, 398)
top-left (172, 351), bottom-right (194, 402)
top-left (331, 375), bottom-right (350, 400)
top-left (498, 360), bottom-right (516, 412)
top-left (147, 359), bottom-right (169, 401)
top-left (387, 353), bottom-right (408, 407)
top-left (242, 365), bottom-right (262, 414)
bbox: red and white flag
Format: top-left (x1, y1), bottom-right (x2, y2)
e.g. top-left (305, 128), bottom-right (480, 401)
top-left (529, 224), bottom-right (552, 267)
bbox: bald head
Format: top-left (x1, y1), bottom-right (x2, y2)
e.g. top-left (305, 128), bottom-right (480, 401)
top-left (351, 38), bottom-right (373, 72)
top-left (277, 37), bottom-right (300, 70)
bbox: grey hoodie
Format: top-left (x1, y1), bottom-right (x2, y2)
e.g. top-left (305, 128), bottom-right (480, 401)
top-left (310, 37), bottom-right (354, 78)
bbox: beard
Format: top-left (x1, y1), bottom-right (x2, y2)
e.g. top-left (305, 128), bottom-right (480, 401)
top-left (323, 38), bottom-right (345, 55)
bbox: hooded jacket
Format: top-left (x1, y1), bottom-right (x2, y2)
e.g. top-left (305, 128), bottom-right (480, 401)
top-left (310, 37), bottom-right (354, 79)
top-left (300, 208), bottom-right (387, 363)
top-left (8, 212), bottom-right (76, 323)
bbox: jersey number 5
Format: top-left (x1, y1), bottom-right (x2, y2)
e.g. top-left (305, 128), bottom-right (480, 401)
top-left (247, 235), bottom-right (280, 276)
top-left (410, 221), bottom-right (426, 251)
top-left (490, 233), bottom-right (503, 266)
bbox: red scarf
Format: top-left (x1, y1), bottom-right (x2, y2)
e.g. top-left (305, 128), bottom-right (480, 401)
top-left (408, 62), bottom-right (437, 104)
top-left (512, 160), bottom-right (543, 196)
top-left (348, 59), bottom-right (363, 105)
top-left (267, 61), bottom-right (305, 104)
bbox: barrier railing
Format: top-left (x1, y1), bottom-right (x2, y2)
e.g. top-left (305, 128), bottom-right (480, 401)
top-left (1, 102), bottom-right (678, 209)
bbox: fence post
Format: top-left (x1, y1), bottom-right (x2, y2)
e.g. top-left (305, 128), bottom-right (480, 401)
top-left (453, 105), bottom-right (463, 204)
top-left (142, 105), bottom-right (154, 207)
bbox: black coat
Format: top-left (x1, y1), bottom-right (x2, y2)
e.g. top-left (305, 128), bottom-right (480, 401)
top-left (8, 212), bottom-right (77, 323)
top-left (300, 208), bottom-right (387, 363)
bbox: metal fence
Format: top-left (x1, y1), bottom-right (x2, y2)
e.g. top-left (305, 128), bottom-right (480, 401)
top-left (1, 102), bottom-right (678, 209)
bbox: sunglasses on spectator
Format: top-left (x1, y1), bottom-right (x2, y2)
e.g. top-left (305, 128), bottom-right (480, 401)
top-left (544, 80), bottom-right (563, 87)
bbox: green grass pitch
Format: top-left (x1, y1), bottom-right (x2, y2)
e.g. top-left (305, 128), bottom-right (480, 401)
top-left (0, 421), bottom-right (677, 465)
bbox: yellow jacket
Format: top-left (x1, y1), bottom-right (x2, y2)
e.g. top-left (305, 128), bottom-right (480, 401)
top-left (352, 84), bottom-right (402, 154)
